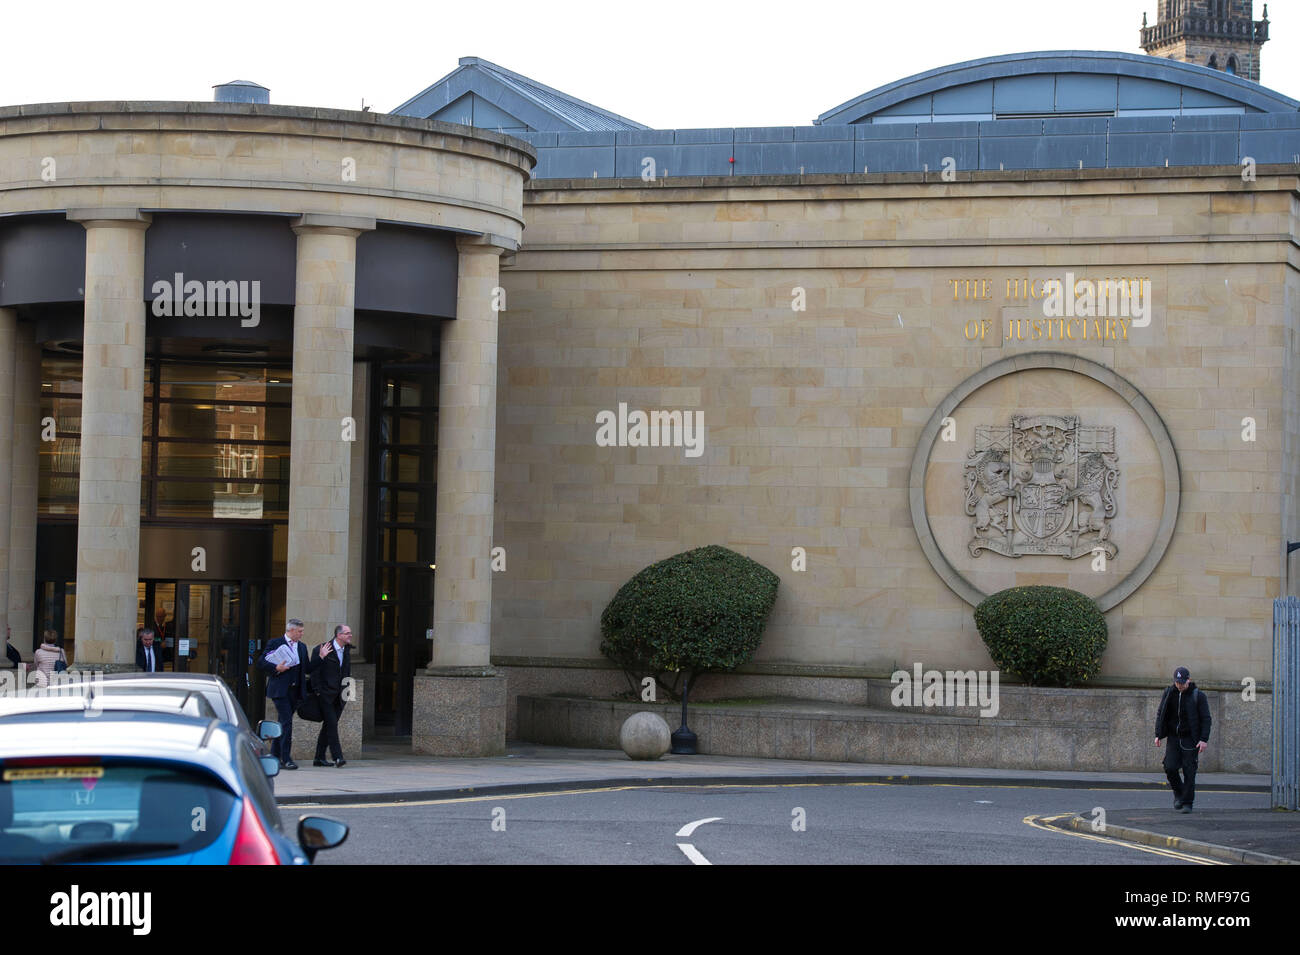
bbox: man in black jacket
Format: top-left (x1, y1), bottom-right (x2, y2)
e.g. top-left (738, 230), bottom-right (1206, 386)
top-left (256, 618), bottom-right (309, 769)
top-left (1154, 666), bottom-right (1212, 813)
top-left (307, 624), bottom-right (352, 768)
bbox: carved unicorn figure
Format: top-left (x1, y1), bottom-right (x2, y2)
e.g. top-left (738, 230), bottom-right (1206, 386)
top-left (1065, 451), bottom-right (1120, 540)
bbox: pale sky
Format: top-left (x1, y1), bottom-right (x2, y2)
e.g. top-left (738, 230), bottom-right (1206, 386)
top-left (2, 0), bottom-right (1295, 128)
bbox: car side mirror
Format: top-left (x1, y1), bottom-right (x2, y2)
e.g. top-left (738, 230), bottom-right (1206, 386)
top-left (260, 755), bottom-right (281, 778)
top-left (258, 720), bottom-right (282, 740)
top-left (298, 816), bottom-right (349, 862)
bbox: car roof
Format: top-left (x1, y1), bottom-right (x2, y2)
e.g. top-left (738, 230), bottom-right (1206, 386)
top-left (0, 693), bottom-right (217, 720)
top-left (98, 672), bottom-right (232, 690)
top-left (93, 673), bottom-right (241, 719)
top-left (0, 710), bottom-right (243, 790)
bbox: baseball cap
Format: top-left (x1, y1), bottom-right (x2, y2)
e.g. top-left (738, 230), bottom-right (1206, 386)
top-left (1173, 667), bottom-right (1190, 682)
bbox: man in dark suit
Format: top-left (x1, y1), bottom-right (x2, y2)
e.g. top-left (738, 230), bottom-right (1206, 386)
top-left (307, 624), bottom-right (352, 767)
top-left (135, 628), bottom-right (164, 673)
top-left (256, 618), bottom-right (309, 770)
top-left (4, 627), bottom-right (22, 669)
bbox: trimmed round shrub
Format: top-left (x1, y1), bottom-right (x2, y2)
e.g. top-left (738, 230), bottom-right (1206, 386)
top-left (600, 545), bottom-right (779, 693)
top-left (973, 585), bottom-right (1108, 686)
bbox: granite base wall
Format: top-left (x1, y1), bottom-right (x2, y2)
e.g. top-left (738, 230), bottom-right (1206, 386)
top-left (491, 670), bottom-right (1263, 774)
top-left (515, 681), bottom-right (1273, 773)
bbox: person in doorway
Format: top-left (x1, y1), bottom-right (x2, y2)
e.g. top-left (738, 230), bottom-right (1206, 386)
top-left (307, 624), bottom-right (352, 767)
top-left (1154, 666), bottom-right (1212, 813)
top-left (153, 608), bottom-right (175, 666)
top-left (257, 618), bottom-right (309, 769)
top-left (136, 627), bottom-right (164, 673)
top-left (4, 627), bottom-right (22, 669)
top-left (32, 630), bottom-right (67, 684)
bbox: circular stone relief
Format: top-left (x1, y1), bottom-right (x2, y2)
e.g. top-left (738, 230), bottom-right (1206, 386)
top-left (907, 352), bottom-right (1180, 613)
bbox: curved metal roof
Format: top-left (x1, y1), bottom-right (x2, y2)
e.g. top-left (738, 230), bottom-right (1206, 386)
top-left (816, 50), bottom-right (1300, 125)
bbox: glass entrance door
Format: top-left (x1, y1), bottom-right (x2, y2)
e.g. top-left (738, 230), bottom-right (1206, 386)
top-left (396, 566), bottom-right (434, 736)
top-left (138, 581), bottom-right (184, 671)
top-left (209, 581), bottom-right (271, 718)
top-left (137, 577), bottom-right (270, 717)
top-left (211, 583), bottom-right (242, 706)
top-left (36, 580), bottom-right (76, 659)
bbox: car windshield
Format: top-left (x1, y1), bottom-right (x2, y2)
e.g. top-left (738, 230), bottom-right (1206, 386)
top-left (0, 761), bottom-right (236, 863)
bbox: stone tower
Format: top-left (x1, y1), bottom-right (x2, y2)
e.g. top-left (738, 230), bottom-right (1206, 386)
top-left (1140, 1), bottom-right (1269, 82)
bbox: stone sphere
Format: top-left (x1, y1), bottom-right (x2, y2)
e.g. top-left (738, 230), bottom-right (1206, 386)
top-left (620, 711), bottom-right (671, 760)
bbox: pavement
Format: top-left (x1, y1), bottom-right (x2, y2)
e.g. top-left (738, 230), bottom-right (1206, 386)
top-left (1062, 806), bottom-right (1300, 864)
top-left (273, 740), bottom-right (1298, 863)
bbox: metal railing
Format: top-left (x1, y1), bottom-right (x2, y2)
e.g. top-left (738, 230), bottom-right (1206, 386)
top-left (1272, 596), bottom-right (1299, 809)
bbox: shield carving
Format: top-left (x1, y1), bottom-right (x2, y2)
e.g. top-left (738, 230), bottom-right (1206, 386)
top-left (1016, 481), bottom-right (1068, 539)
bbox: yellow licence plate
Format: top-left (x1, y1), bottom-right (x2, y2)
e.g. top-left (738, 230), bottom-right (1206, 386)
top-left (3, 766), bottom-right (104, 782)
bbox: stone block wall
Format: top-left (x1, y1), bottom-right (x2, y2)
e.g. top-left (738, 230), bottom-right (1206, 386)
top-left (493, 170), bottom-right (1296, 687)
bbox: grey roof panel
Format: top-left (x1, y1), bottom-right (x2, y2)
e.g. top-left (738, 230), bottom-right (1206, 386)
top-left (917, 137), bottom-right (980, 172)
top-left (795, 125), bottom-right (852, 141)
top-left (616, 129), bottom-right (675, 146)
top-left (733, 142), bottom-right (797, 174)
top-left (855, 139), bottom-right (921, 173)
top-left (674, 128), bottom-right (733, 144)
top-left (855, 124), bottom-right (918, 140)
top-left (735, 127), bottom-right (795, 143)
top-left (791, 140), bottom-right (855, 174)
top-left (391, 57), bottom-right (647, 132)
top-left (918, 121), bottom-right (982, 139)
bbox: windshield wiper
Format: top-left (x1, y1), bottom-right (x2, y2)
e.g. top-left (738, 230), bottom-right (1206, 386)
top-left (41, 841), bottom-right (181, 864)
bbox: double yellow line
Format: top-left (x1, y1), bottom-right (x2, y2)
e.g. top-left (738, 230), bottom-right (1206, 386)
top-left (1023, 812), bottom-right (1224, 865)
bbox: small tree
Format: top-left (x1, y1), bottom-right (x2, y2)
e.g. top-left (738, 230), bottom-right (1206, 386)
top-left (973, 585), bottom-right (1108, 686)
top-left (600, 545), bottom-right (780, 700)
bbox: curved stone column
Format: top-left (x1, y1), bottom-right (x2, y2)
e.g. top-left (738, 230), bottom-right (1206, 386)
top-left (68, 210), bottom-right (151, 667)
top-left (414, 234), bottom-right (516, 755)
top-left (284, 214), bottom-right (375, 646)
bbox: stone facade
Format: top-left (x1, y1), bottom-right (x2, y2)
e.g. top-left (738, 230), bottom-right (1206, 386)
top-left (493, 168), bottom-right (1295, 705)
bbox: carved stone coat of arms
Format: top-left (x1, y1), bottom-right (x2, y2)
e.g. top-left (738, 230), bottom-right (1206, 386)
top-left (963, 414), bottom-right (1120, 559)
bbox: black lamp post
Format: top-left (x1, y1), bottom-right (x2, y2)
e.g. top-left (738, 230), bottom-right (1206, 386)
top-left (670, 670), bottom-right (697, 755)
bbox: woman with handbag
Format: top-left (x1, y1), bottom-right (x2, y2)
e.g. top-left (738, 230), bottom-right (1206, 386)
top-left (31, 629), bottom-right (67, 685)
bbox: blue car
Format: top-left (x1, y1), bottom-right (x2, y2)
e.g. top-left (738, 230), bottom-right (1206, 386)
top-left (0, 709), bottom-right (347, 864)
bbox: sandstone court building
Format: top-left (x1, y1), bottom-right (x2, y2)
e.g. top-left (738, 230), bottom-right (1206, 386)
top-left (1, 51), bottom-right (1297, 770)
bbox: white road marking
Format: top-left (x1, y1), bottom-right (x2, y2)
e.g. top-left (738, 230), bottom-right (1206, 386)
top-left (676, 816), bottom-right (723, 865)
top-left (676, 816), bottom-right (723, 838)
top-left (677, 842), bottom-right (712, 865)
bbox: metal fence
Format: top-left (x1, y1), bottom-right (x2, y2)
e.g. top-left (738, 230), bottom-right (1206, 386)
top-left (1272, 596), bottom-right (1300, 810)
